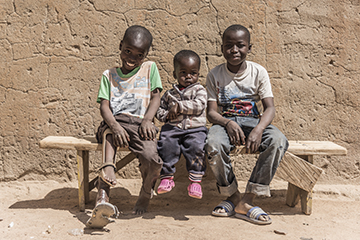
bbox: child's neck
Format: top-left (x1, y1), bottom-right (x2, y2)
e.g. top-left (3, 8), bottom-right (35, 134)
top-left (227, 61), bottom-right (247, 74)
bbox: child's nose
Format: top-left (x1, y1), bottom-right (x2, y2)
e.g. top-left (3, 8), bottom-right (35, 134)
top-left (230, 45), bottom-right (239, 52)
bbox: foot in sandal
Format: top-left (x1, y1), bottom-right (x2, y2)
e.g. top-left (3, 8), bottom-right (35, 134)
top-left (157, 177), bottom-right (175, 194)
top-left (234, 193), bottom-right (272, 225)
top-left (100, 163), bottom-right (117, 187)
top-left (187, 182), bottom-right (203, 199)
top-left (86, 178), bottom-right (119, 228)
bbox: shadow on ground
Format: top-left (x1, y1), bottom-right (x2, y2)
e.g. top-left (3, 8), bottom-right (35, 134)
top-left (9, 179), bottom-right (304, 229)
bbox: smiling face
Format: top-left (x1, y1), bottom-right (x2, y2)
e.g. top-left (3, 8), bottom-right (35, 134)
top-left (173, 56), bottom-right (200, 88)
top-left (119, 35), bottom-right (150, 74)
top-left (221, 29), bottom-right (252, 73)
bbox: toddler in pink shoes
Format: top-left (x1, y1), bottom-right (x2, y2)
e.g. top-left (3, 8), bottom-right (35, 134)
top-left (155, 50), bottom-right (207, 199)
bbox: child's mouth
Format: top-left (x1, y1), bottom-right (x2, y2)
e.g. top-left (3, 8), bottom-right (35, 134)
top-left (126, 61), bottom-right (135, 67)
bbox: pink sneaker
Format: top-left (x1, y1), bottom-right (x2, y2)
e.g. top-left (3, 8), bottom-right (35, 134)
top-left (187, 182), bottom-right (202, 199)
top-left (157, 178), bottom-right (175, 194)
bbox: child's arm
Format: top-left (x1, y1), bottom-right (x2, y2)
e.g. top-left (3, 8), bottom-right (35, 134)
top-left (155, 91), bottom-right (170, 122)
top-left (245, 97), bottom-right (275, 153)
top-left (100, 99), bottom-right (130, 148)
top-left (177, 87), bottom-right (207, 116)
top-left (139, 88), bottom-right (161, 140)
top-left (207, 101), bottom-right (246, 146)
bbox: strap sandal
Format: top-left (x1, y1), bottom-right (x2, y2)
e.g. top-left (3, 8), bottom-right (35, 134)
top-left (235, 206), bottom-right (272, 225)
top-left (187, 182), bottom-right (203, 199)
top-left (157, 178), bottom-right (175, 194)
top-left (99, 162), bottom-right (117, 187)
top-left (212, 200), bottom-right (235, 217)
top-left (85, 201), bottom-right (120, 229)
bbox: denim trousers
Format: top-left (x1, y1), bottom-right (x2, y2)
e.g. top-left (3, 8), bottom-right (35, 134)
top-left (205, 116), bottom-right (289, 197)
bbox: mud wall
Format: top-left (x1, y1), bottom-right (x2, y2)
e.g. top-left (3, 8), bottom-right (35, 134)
top-left (0, 0), bottom-right (359, 184)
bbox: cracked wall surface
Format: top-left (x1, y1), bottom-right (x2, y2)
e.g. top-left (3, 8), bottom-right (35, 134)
top-left (0, 0), bottom-right (359, 183)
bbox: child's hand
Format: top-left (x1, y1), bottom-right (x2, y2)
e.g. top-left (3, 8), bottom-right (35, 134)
top-left (225, 120), bottom-right (246, 146)
top-left (139, 119), bottom-right (157, 140)
top-left (167, 102), bottom-right (179, 120)
top-left (246, 126), bottom-right (263, 153)
top-left (111, 123), bottom-right (130, 148)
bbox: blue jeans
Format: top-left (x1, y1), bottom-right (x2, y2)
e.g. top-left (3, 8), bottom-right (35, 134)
top-left (205, 117), bottom-right (289, 197)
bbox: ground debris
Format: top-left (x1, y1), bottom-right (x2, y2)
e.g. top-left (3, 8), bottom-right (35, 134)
top-left (68, 228), bottom-right (84, 236)
top-left (274, 229), bottom-right (287, 235)
top-left (42, 225), bottom-right (52, 234)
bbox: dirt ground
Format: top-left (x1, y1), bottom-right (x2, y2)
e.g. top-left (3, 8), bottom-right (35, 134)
top-left (0, 178), bottom-right (359, 240)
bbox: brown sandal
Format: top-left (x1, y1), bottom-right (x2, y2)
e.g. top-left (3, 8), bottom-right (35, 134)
top-left (99, 163), bottom-right (117, 187)
top-left (99, 128), bottom-right (117, 187)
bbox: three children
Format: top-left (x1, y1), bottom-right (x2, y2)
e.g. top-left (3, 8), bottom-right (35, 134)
top-left (88, 24), bottom-right (287, 228)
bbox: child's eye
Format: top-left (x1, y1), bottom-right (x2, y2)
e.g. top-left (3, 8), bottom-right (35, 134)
top-left (125, 49), bottom-right (131, 54)
top-left (138, 54), bottom-right (144, 58)
top-left (192, 72), bottom-right (198, 75)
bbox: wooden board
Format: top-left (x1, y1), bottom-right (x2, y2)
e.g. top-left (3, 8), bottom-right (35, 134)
top-left (39, 136), bottom-right (128, 151)
top-left (275, 152), bottom-right (324, 192)
top-left (232, 140), bottom-right (347, 156)
top-left (40, 136), bottom-right (347, 156)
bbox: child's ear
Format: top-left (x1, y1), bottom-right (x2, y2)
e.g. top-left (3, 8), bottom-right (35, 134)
top-left (173, 71), bottom-right (177, 79)
top-left (248, 44), bottom-right (252, 53)
top-left (119, 41), bottom-right (123, 51)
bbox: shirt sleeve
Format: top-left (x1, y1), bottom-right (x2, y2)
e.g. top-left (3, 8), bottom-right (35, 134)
top-left (150, 62), bottom-right (163, 92)
top-left (155, 91), bottom-right (169, 122)
top-left (96, 74), bottom-right (110, 103)
top-left (257, 68), bottom-right (273, 99)
top-left (206, 71), bottom-right (218, 102)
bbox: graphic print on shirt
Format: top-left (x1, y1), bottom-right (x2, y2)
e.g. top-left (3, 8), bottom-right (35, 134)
top-left (107, 62), bottom-right (152, 118)
top-left (217, 81), bottom-right (261, 117)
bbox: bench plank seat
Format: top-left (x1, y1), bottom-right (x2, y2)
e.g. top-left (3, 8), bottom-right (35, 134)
top-left (39, 136), bottom-right (347, 214)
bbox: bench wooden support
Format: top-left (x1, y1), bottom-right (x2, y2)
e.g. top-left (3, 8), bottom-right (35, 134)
top-left (76, 150), bottom-right (89, 212)
top-left (285, 155), bottom-right (314, 214)
top-left (39, 137), bottom-right (347, 214)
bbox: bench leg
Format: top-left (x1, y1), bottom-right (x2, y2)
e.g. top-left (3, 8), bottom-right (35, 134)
top-left (285, 155), bottom-right (313, 215)
top-left (76, 150), bottom-right (90, 212)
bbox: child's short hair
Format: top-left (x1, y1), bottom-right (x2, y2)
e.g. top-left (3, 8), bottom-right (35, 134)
top-left (123, 25), bottom-right (153, 50)
top-left (173, 50), bottom-right (201, 69)
top-left (222, 24), bottom-right (251, 43)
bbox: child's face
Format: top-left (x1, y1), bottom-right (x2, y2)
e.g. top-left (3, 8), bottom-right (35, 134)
top-left (221, 29), bottom-right (251, 71)
top-left (173, 57), bottom-right (200, 88)
top-left (119, 37), bottom-right (150, 74)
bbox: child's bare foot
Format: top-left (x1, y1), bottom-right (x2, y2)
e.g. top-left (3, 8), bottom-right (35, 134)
top-left (132, 188), bottom-right (153, 215)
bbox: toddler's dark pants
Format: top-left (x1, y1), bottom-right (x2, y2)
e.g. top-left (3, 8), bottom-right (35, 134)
top-left (157, 124), bottom-right (207, 177)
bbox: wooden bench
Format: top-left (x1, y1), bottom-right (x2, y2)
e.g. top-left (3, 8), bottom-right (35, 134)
top-left (39, 136), bottom-right (347, 214)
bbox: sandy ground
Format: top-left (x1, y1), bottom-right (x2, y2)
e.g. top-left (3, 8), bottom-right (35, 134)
top-left (0, 178), bottom-right (359, 240)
